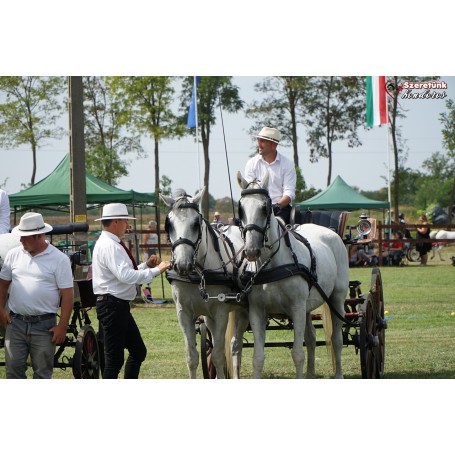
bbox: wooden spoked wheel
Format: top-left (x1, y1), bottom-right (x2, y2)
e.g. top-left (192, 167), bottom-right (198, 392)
top-left (72, 325), bottom-right (101, 379)
top-left (359, 267), bottom-right (387, 379)
top-left (200, 322), bottom-right (217, 379)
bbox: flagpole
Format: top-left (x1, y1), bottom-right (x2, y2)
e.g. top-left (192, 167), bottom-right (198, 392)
top-left (193, 76), bottom-right (202, 189)
top-left (387, 123), bottom-right (391, 206)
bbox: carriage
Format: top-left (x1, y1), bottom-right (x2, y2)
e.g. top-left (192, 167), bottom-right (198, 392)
top-left (0, 224), bottom-right (103, 379)
top-left (163, 175), bottom-right (387, 380)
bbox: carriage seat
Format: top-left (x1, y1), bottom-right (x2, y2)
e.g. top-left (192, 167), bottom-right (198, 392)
top-left (290, 206), bottom-right (347, 238)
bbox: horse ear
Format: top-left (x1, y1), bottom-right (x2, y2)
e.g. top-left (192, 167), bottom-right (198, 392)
top-left (193, 187), bottom-right (205, 205)
top-left (160, 194), bottom-right (174, 207)
top-left (237, 171), bottom-right (248, 190)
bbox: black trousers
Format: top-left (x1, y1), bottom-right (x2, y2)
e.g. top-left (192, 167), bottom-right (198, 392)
top-left (96, 296), bottom-right (147, 379)
top-left (273, 204), bottom-right (292, 225)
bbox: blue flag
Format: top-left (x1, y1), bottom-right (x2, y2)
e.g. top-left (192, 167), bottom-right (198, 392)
top-left (187, 76), bottom-right (201, 128)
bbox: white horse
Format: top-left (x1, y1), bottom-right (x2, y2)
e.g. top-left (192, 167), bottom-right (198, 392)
top-left (160, 188), bottom-right (249, 379)
top-left (237, 171), bottom-right (349, 379)
top-left (430, 230), bottom-right (455, 260)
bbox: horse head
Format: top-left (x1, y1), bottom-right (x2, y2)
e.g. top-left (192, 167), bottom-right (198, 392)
top-left (237, 171), bottom-right (273, 262)
top-left (160, 187), bottom-right (205, 275)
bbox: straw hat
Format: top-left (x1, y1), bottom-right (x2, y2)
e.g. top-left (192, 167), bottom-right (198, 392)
top-left (256, 127), bottom-right (281, 144)
top-left (95, 203), bottom-right (136, 221)
top-left (12, 212), bottom-right (53, 237)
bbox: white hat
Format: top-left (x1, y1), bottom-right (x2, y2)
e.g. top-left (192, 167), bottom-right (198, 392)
top-left (95, 203), bottom-right (136, 221)
top-left (256, 127), bottom-right (281, 144)
top-left (12, 212), bottom-right (53, 237)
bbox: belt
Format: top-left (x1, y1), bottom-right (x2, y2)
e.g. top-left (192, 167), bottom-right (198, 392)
top-left (10, 311), bottom-right (56, 323)
top-left (96, 294), bottom-right (130, 304)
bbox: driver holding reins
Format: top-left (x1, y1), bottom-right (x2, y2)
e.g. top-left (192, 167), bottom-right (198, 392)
top-left (244, 127), bottom-right (296, 225)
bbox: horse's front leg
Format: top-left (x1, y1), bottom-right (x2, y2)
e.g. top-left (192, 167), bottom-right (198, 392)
top-left (177, 310), bottom-right (199, 379)
top-left (248, 306), bottom-right (267, 378)
top-left (230, 307), bottom-right (249, 379)
top-left (205, 314), bottom-right (228, 379)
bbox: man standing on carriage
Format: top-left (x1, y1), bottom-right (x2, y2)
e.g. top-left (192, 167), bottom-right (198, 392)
top-left (244, 127), bottom-right (296, 225)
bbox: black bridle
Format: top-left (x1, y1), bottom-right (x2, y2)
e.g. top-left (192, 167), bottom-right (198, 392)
top-left (164, 200), bottom-right (203, 267)
top-left (238, 187), bottom-right (272, 245)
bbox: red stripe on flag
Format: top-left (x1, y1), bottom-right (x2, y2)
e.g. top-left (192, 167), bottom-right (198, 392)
top-left (378, 76), bottom-right (388, 124)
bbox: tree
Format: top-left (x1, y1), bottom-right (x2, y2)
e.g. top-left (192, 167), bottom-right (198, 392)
top-left (438, 98), bottom-right (455, 221)
top-left (107, 76), bottom-right (184, 196)
top-left (294, 166), bottom-right (319, 202)
top-left (385, 76), bottom-right (439, 220)
top-left (305, 77), bottom-right (365, 187)
top-left (0, 76), bottom-right (66, 186)
top-left (245, 77), bottom-right (311, 168)
top-left (180, 77), bottom-right (243, 218)
top-left (83, 76), bottom-right (143, 185)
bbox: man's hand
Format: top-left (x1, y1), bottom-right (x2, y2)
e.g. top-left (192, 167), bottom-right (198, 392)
top-left (146, 254), bottom-right (160, 268)
top-left (0, 307), bottom-right (11, 328)
top-left (49, 323), bottom-right (67, 345)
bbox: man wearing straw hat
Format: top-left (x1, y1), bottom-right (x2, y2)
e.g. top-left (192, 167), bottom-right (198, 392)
top-left (92, 203), bottom-right (170, 379)
top-left (0, 212), bottom-right (74, 379)
top-left (244, 126), bottom-right (296, 224)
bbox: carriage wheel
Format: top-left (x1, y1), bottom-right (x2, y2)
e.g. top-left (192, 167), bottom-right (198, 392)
top-left (72, 325), bottom-right (101, 379)
top-left (359, 267), bottom-right (387, 379)
top-left (199, 322), bottom-right (217, 379)
top-left (406, 246), bottom-right (420, 262)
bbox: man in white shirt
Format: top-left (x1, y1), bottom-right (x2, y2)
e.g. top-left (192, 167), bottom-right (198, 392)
top-left (244, 127), bottom-right (296, 224)
top-left (92, 203), bottom-right (170, 379)
top-left (0, 212), bottom-right (74, 379)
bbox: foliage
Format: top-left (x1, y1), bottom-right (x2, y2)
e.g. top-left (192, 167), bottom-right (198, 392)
top-left (180, 76), bottom-right (244, 218)
top-left (107, 76), bottom-right (184, 195)
top-left (246, 76), bottom-right (311, 168)
top-left (305, 77), bottom-right (366, 187)
top-left (294, 166), bottom-right (319, 203)
top-left (0, 76), bottom-right (66, 185)
top-left (83, 76), bottom-right (143, 185)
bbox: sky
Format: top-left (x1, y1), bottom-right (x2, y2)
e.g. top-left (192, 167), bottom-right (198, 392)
top-left (1, 76), bottom-right (455, 204)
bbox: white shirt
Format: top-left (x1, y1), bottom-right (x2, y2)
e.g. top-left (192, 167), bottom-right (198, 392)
top-left (92, 230), bottom-right (161, 301)
top-left (0, 190), bottom-right (10, 234)
top-left (244, 152), bottom-right (296, 204)
top-left (0, 242), bottom-right (73, 315)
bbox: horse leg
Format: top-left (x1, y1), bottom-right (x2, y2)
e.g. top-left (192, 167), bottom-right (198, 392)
top-left (304, 314), bottom-right (316, 379)
top-left (177, 311), bottom-right (199, 379)
top-left (230, 308), bottom-right (249, 379)
top-left (205, 315), bottom-right (228, 379)
top-left (249, 309), bottom-right (267, 379)
top-left (330, 307), bottom-right (344, 379)
top-left (291, 311), bottom-right (305, 379)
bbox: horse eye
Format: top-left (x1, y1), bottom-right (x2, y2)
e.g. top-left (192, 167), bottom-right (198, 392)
top-left (262, 203), bottom-right (268, 214)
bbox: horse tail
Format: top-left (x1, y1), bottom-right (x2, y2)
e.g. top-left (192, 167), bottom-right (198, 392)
top-left (225, 311), bottom-right (235, 378)
top-left (321, 302), bottom-right (336, 372)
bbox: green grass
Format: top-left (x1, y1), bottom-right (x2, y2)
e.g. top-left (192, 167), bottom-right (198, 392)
top-left (1, 246), bottom-right (454, 379)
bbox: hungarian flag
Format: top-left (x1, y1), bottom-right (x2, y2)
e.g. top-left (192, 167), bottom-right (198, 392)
top-left (366, 76), bottom-right (388, 127)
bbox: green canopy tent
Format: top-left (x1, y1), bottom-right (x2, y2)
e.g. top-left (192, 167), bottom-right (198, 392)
top-left (296, 175), bottom-right (389, 210)
top-left (9, 154), bottom-right (156, 211)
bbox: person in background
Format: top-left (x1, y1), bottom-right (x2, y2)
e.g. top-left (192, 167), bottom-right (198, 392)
top-left (212, 211), bottom-right (227, 225)
top-left (0, 189), bottom-right (11, 234)
top-left (92, 203), bottom-right (171, 379)
top-left (416, 213), bottom-right (431, 266)
top-left (0, 212), bottom-right (74, 379)
top-left (244, 126), bottom-right (296, 225)
top-left (142, 220), bottom-right (159, 261)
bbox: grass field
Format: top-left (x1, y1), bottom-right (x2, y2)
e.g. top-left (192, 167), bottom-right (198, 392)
top-left (1, 246), bottom-right (454, 380)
